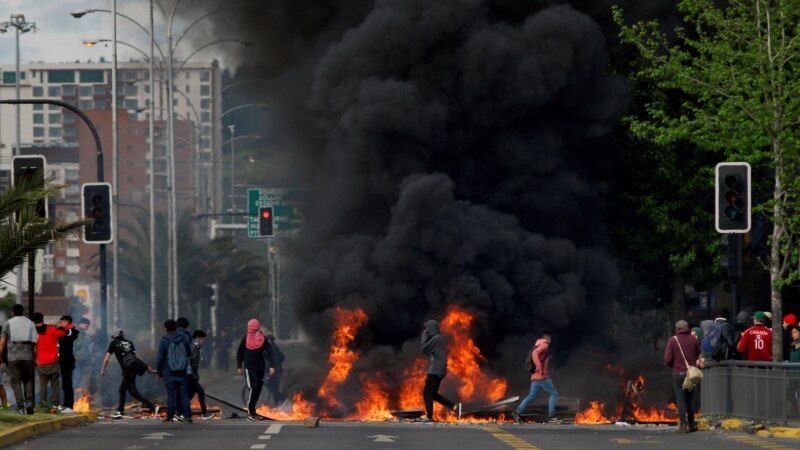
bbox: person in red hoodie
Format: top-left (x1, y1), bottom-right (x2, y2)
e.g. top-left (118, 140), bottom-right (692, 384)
top-left (33, 313), bottom-right (65, 410)
top-left (664, 320), bottom-right (704, 433)
top-left (737, 311), bottom-right (773, 361)
top-left (512, 329), bottom-right (558, 424)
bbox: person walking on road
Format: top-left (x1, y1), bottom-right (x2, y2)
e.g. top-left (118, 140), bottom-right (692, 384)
top-left (420, 319), bottom-right (460, 422)
top-left (237, 319), bottom-right (275, 421)
top-left (664, 320), bottom-right (704, 433)
top-left (33, 312), bottom-right (65, 411)
top-left (737, 311), bottom-right (773, 362)
top-left (265, 331), bottom-right (285, 407)
top-left (0, 304), bottom-right (38, 414)
top-left (189, 330), bottom-right (214, 420)
top-left (512, 329), bottom-right (559, 424)
top-left (57, 315), bottom-right (79, 413)
top-left (156, 319), bottom-right (193, 423)
top-left (101, 330), bottom-right (157, 419)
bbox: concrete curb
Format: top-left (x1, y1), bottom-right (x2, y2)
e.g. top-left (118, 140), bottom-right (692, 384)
top-left (699, 417), bottom-right (800, 440)
top-left (0, 411), bottom-right (98, 448)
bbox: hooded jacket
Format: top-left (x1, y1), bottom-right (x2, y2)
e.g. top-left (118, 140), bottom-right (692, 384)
top-left (421, 320), bottom-right (447, 377)
top-left (530, 338), bottom-right (551, 381)
top-left (156, 330), bottom-right (193, 379)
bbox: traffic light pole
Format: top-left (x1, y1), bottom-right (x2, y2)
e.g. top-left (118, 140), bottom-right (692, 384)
top-left (0, 99), bottom-right (107, 340)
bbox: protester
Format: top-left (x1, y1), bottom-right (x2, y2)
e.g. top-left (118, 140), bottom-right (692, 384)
top-left (33, 313), bottom-right (66, 411)
top-left (73, 317), bottom-right (96, 393)
top-left (736, 311), bottom-right (773, 362)
top-left (0, 304), bottom-right (38, 414)
top-left (512, 328), bottom-right (559, 424)
top-left (57, 315), bottom-right (80, 413)
top-left (188, 330), bottom-right (214, 420)
top-left (237, 319), bottom-right (275, 421)
top-left (0, 346), bottom-right (9, 409)
top-left (712, 312), bottom-right (738, 360)
top-left (790, 326), bottom-right (800, 363)
top-left (174, 317), bottom-right (192, 414)
top-left (783, 314), bottom-right (798, 362)
top-left (664, 320), bottom-right (704, 433)
top-left (419, 319), bottom-right (460, 422)
top-left (156, 319), bottom-right (193, 423)
top-left (101, 330), bottom-right (158, 419)
top-left (265, 331), bottom-right (285, 407)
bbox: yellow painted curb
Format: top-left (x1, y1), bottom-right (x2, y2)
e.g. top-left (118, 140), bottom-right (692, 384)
top-left (0, 411), bottom-right (97, 448)
top-left (721, 418), bottom-right (743, 431)
top-left (765, 427), bottom-right (800, 439)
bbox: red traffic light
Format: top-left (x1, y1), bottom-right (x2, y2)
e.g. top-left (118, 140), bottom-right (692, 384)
top-left (261, 210), bottom-right (271, 220)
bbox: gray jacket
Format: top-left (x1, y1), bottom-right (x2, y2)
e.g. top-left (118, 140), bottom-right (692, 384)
top-left (421, 320), bottom-right (447, 377)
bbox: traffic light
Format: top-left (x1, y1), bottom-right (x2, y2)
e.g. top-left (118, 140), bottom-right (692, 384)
top-left (81, 182), bottom-right (113, 244)
top-left (12, 155), bottom-right (47, 218)
top-left (206, 283), bottom-right (218, 306)
top-left (715, 162), bottom-right (751, 233)
top-left (259, 206), bottom-right (274, 236)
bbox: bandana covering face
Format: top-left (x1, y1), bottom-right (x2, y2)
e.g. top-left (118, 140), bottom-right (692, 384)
top-left (246, 319), bottom-right (265, 350)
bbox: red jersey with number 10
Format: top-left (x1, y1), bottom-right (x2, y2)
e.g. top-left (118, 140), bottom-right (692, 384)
top-left (737, 324), bottom-right (773, 361)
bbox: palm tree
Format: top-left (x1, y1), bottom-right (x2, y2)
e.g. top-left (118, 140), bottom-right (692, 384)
top-left (0, 172), bottom-right (84, 279)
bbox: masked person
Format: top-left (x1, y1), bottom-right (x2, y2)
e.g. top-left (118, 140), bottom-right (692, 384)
top-left (57, 315), bottom-right (80, 413)
top-left (189, 330), bottom-right (214, 420)
top-left (420, 319), bottom-right (460, 422)
top-left (237, 319), bottom-right (275, 421)
top-left (101, 330), bottom-right (158, 419)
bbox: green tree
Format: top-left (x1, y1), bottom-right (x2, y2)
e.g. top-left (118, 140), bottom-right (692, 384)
top-left (0, 172), bottom-right (83, 279)
top-left (614, 0), bottom-right (800, 360)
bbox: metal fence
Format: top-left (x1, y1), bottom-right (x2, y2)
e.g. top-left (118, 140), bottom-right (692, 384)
top-left (700, 360), bottom-right (800, 424)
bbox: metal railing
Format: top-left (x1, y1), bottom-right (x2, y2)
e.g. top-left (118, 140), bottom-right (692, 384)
top-left (700, 360), bottom-right (800, 424)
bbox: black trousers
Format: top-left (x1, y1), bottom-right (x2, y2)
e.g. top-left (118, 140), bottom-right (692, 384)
top-left (672, 373), bottom-right (696, 426)
top-left (423, 374), bottom-right (454, 418)
top-left (118, 370), bottom-right (154, 413)
top-left (245, 368), bottom-right (264, 415)
top-left (189, 377), bottom-right (207, 414)
top-left (60, 359), bottom-right (75, 408)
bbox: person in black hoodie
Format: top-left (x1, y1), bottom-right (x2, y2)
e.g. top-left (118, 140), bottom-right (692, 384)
top-left (265, 332), bottom-right (285, 406)
top-left (420, 319), bottom-right (460, 422)
top-left (189, 330), bottom-right (214, 420)
top-left (237, 319), bottom-right (275, 420)
top-left (101, 330), bottom-right (157, 419)
top-left (57, 315), bottom-right (79, 413)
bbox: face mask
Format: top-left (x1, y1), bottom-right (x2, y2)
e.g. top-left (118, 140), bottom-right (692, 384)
top-left (194, 340), bottom-right (203, 348)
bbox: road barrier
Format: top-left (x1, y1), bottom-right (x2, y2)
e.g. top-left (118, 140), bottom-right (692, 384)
top-left (701, 360), bottom-right (800, 424)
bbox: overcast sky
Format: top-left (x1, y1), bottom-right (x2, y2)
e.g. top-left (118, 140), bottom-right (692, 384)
top-left (0, 0), bottom-right (235, 67)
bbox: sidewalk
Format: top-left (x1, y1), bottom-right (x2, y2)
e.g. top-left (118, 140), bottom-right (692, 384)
top-left (0, 411), bottom-right (97, 448)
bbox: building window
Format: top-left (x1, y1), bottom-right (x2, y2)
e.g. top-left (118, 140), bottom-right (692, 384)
top-left (201, 112), bottom-right (210, 122)
top-left (33, 127), bottom-right (44, 137)
top-left (79, 86), bottom-right (92, 96)
top-left (124, 84), bottom-right (138, 96)
top-left (200, 71), bottom-right (210, 82)
top-left (49, 127), bottom-right (62, 137)
top-left (126, 144), bottom-right (133, 152)
top-left (48, 86), bottom-right (62, 97)
top-left (200, 99), bottom-right (210, 109)
top-left (93, 85), bottom-right (106, 95)
top-left (144, 84), bottom-right (150, 94)
top-left (123, 99), bottom-right (138, 109)
top-left (33, 104), bottom-right (43, 111)
top-left (63, 114), bottom-right (76, 124)
top-left (33, 114), bottom-right (44, 124)
top-left (79, 100), bottom-right (93, 110)
top-left (48, 70), bottom-right (75, 83)
top-left (94, 99), bottom-right (107, 109)
top-left (62, 85), bottom-right (77, 95)
top-left (48, 113), bottom-right (61, 124)
top-left (200, 84), bottom-right (210, 96)
top-left (80, 70), bottom-right (104, 83)
top-left (2, 71), bottom-right (26, 84)
top-left (185, 84), bottom-right (190, 93)
top-left (33, 86), bottom-right (43, 97)
top-left (173, 98), bottom-right (178, 106)
top-left (185, 71), bottom-right (190, 80)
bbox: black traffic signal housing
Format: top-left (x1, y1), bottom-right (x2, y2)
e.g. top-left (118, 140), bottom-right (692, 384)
top-left (81, 182), bottom-right (113, 244)
top-left (715, 162), bottom-right (751, 233)
top-left (12, 155), bottom-right (47, 218)
top-left (259, 206), bottom-right (274, 236)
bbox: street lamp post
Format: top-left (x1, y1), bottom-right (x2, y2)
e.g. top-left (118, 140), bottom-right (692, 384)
top-left (228, 124), bottom-right (235, 225)
top-left (111, 0), bottom-right (120, 330)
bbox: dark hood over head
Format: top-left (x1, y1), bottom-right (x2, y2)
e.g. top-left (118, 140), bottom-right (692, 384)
top-left (424, 320), bottom-right (440, 336)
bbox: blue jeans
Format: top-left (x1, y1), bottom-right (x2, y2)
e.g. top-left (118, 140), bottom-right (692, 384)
top-left (516, 378), bottom-right (558, 417)
top-left (165, 375), bottom-right (191, 419)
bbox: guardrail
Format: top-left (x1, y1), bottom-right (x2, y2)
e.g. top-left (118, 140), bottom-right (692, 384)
top-left (700, 360), bottom-right (800, 424)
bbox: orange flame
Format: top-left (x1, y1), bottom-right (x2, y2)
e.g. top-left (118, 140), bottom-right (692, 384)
top-left (257, 392), bottom-right (316, 420)
top-left (73, 389), bottom-right (92, 412)
top-left (397, 358), bottom-right (427, 410)
top-left (316, 307), bottom-right (369, 409)
top-left (350, 374), bottom-right (394, 421)
top-left (575, 401), bottom-right (612, 424)
top-left (576, 372), bottom-right (681, 424)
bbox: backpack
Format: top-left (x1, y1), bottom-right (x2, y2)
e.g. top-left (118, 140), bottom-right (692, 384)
top-left (702, 322), bottom-right (728, 360)
top-left (523, 346), bottom-right (535, 373)
top-left (167, 339), bottom-right (189, 373)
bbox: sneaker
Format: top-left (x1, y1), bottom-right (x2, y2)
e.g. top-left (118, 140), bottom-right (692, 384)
top-left (110, 411), bottom-right (124, 419)
top-left (26, 406), bottom-right (34, 415)
top-left (511, 410), bottom-right (522, 424)
top-left (153, 406), bottom-right (160, 417)
top-left (201, 413), bottom-right (215, 420)
top-left (176, 415), bottom-right (192, 423)
top-left (16, 409), bottom-right (25, 415)
top-left (247, 414), bottom-right (259, 421)
top-left (176, 414), bottom-right (184, 420)
top-left (60, 407), bottom-right (75, 414)
top-left (418, 415), bottom-right (434, 422)
top-left (56, 405), bottom-right (64, 412)
top-left (454, 402), bottom-right (462, 419)
top-left (547, 416), bottom-right (559, 424)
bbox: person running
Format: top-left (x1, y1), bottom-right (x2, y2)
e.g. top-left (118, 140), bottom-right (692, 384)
top-left (0, 305), bottom-right (37, 414)
top-left (512, 329), bottom-right (559, 424)
top-left (420, 319), bottom-right (460, 422)
top-left (237, 319), bottom-right (275, 421)
top-left (189, 330), bottom-right (214, 420)
top-left (101, 330), bottom-right (157, 419)
top-left (33, 312), bottom-right (65, 411)
top-left (57, 315), bottom-right (80, 413)
top-left (156, 319), bottom-right (193, 423)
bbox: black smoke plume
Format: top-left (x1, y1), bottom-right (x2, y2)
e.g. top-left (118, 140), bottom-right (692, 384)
top-left (182, 0), bottom-right (681, 407)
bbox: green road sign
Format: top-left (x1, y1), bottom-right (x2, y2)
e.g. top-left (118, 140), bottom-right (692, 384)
top-left (247, 189), bottom-right (304, 238)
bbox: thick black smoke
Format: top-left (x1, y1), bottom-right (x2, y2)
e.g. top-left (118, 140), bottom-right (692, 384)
top-left (183, 0), bottom-right (681, 406)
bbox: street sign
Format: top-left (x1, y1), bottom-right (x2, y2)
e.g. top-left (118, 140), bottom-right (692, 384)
top-left (247, 189), bottom-right (305, 238)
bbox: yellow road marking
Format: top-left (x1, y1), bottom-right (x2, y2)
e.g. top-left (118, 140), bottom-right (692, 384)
top-left (482, 426), bottom-right (540, 450)
top-left (610, 438), bottom-right (662, 444)
top-left (725, 435), bottom-right (796, 450)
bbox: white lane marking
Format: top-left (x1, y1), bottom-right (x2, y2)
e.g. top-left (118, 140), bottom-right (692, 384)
top-left (141, 432), bottom-right (174, 440)
top-left (368, 435), bottom-right (399, 442)
top-left (250, 445), bottom-right (267, 449)
top-left (265, 424), bottom-right (283, 434)
top-left (258, 435), bottom-right (272, 440)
